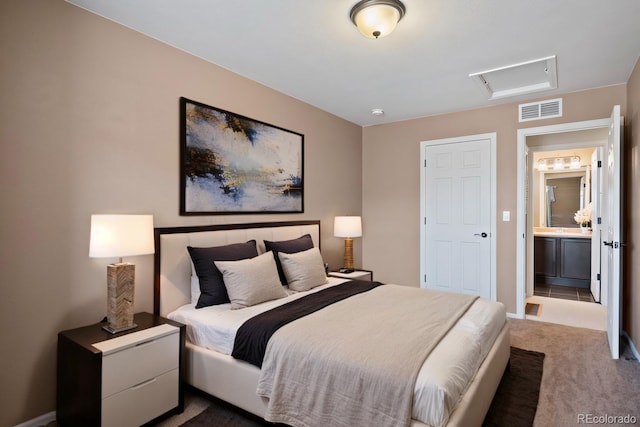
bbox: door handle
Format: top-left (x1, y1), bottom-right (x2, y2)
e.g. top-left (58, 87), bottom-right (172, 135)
top-left (474, 232), bottom-right (488, 238)
top-left (603, 241), bottom-right (626, 248)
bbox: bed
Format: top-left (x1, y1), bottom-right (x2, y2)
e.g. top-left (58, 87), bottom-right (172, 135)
top-left (154, 220), bottom-right (510, 427)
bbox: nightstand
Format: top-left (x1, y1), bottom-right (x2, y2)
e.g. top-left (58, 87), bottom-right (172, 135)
top-left (57, 312), bottom-right (185, 427)
top-left (329, 269), bottom-right (373, 281)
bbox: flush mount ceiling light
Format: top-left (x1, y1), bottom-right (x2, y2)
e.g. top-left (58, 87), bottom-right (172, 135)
top-left (350, 0), bottom-right (406, 39)
top-left (469, 56), bottom-right (558, 100)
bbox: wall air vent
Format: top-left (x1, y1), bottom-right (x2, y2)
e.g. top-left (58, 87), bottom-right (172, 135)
top-left (519, 98), bottom-right (562, 122)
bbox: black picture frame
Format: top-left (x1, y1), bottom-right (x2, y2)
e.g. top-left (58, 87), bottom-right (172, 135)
top-left (180, 97), bottom-right (304, 215)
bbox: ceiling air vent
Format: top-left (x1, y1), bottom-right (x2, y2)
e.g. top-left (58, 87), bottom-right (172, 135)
top-left (519, 98), bottom-right (562, 122)
top-left (470, 56), bottom-right (557, 100)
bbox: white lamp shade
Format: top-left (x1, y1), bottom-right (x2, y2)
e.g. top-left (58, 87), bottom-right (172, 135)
top-left (334, 216), bottom-right (362, 238)
top-left (89, 215), bottom-right (155, 258)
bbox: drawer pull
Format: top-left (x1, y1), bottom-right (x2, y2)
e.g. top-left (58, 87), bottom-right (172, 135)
top-left (131, 377), bottom-right (157, 390)
top-left (135, 339), bottom-right (156, 348)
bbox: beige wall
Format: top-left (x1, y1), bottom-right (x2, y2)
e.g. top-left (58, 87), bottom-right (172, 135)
top-left (0, 1), bottom-right (363, 425)
top-left (362, 85), bottom-right (627, 313)
top-left (2, 1), bottom-right (638, 425)
top-left (625, 58), bottom-right (640, 347)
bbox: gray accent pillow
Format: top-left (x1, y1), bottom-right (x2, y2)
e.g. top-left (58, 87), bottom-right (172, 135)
top-left (264, 234), bottom-right (314, 285)
top-left (278, 247), bottom-right (328, 292)
top-left (215, 251), bottom-right (288, 310)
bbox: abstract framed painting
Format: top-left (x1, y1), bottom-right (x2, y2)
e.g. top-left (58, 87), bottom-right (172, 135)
top-left (180, 97), bottom-right (304, 215)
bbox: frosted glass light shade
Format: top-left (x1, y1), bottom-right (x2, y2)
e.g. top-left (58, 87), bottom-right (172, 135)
top-left (334, 216), bottom-right (363, 238)
top-left (89, 215), bottom-right (155, 258)
top-left (350, 0), bottom-right (406, 39)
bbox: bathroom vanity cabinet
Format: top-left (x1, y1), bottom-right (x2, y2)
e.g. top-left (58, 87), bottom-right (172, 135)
top-left (534, 235), bottom-right (591, 288)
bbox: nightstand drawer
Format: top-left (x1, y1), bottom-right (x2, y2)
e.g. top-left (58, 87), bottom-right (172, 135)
top-left (101, 328), bottom-right (179, 398)
top-left (102, 368), bottom-right (179, 427)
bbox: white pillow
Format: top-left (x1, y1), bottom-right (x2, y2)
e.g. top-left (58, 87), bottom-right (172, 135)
top-left (278, 247), bottom-right (328, 292)
top-left (215, 252), bottom-right (287, 310)
top-left (190, 275), bottom-right (201, 305)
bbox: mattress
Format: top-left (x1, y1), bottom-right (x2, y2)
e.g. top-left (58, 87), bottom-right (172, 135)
top-left (168, 277), bottom-right (506, 427)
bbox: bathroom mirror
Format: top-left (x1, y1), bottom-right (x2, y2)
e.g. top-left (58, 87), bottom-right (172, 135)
top-left (532, 147), bottom-right (596, 229)
top-left (544, 172), bottom-right (588, 227)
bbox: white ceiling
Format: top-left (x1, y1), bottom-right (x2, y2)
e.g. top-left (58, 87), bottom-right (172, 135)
top-left (66, 0), bottom-right (640, 126)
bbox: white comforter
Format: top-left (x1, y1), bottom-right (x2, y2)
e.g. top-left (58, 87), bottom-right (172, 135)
top-left (168, 278), bottom-right (506, 427)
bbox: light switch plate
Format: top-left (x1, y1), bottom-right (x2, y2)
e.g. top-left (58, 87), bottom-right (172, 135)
top-left (502, 211), bottom-right (510, 221)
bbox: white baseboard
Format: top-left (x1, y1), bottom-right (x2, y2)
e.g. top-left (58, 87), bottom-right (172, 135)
top-left (13, 411), bottom-right (55, 427)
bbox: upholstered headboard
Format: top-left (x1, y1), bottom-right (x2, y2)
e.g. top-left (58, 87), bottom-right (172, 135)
top-left (153, 220), bottom-right (321, 317)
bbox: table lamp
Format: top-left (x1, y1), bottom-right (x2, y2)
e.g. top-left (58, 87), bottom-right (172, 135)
top-left (89, 214), bottom-right (154, 333)
top-left (334, 216), bottom-right (362, 272)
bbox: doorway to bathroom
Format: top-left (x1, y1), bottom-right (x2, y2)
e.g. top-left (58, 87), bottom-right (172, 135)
top-left (526, 144), bottom-right (607, 332)
top-left (531, 146), bottom-right (601, 303)
top-left (516, 106), bottom-right (623, 358)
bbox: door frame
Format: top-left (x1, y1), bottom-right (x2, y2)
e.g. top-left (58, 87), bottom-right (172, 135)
top-left (516, 118), bottom-right (610, 318)
top-left (420, 132), bottom-right (497, 300)
top-left (591, 147), bottom-right (604, 303)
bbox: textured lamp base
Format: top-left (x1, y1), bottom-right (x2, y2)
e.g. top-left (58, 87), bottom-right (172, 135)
top-left (104, 263), bottom-right (136, 334)
top-left (343, 238), bottom-right (355, 270)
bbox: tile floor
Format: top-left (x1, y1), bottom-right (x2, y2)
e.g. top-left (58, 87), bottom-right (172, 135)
top-left (534, 283), bottom-right (595, 303)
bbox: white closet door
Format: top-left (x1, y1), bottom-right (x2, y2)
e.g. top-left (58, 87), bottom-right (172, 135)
top-left (422, 136), bottom-right (492, 299)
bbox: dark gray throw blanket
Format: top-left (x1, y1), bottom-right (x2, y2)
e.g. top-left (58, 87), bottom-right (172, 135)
top-left (231, 280), bottom-right (382, 367)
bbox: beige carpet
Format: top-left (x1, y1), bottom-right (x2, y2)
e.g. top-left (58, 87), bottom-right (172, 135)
top-left (509, 319), bottom-right (640, 426)
top-left (157, 319), bottom-right (640, 427)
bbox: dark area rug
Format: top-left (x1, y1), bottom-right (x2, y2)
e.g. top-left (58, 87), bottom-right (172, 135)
top-left (180, 347), bottom-right (544, 427)
top-left (179, 400), bottom-right (266, 427)
top-left (483, 347), bottom-right (545, 427)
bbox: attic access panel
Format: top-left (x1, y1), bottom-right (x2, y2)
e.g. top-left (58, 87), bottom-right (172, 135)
top-left (470, 56), bottom-right (557, 100)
